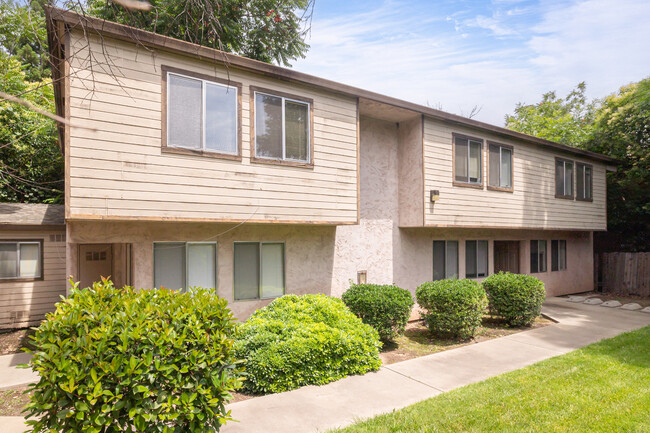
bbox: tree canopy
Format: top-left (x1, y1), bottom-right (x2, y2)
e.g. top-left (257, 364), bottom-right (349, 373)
top-left (85, 0), bottom-right (313, 66)
top-left (504, 82), bottom-right (597, 147)
top-left (0, 51), bottom-right (63, 203)
top-left (506, 79), bottom-right (650, 252)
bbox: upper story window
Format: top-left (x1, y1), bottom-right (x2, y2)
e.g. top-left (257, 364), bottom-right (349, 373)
top-left (433, 240), bottom-right (459, 281)
top-left (253, 88), bottom-right (312, 165)
top-left (555, 158), bottom-right (574, 199)
top-left (0, 241), bottom-right (42, 280)
top-left (488, 142), bottom-right (513, 190)
top-left (576, 163), bottom-right (593, 201)
top-left (454, 134), bottom-right (483, 186)
top-left (164, 67), bottom-right (240, 158)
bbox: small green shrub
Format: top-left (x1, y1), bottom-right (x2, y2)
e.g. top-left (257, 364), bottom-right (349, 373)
top-left (342, 283), bottom-right (414, 341)
top-left (234, 294), bottom-right (381, 394)
top-left (482, 272), bottom-right (546, 326)
top-left (415, 279), bottom-right (488, 340)
top-left (25, 279), bottom-right (242, 433)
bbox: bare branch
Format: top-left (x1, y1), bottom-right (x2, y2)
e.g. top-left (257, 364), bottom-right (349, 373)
top-left (0, 90), bottom-right (96, 131)
top-left (111, 0), bottom-right (152, 11)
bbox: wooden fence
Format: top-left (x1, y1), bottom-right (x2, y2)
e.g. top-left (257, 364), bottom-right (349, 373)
top-left (594, 252), bottom-right (650, 296)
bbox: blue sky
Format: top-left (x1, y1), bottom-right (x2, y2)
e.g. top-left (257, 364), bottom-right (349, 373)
top-left (292, 0), bottom-right (650, 125)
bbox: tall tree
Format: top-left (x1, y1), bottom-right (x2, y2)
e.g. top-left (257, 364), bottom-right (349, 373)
top-left (0, 51), bottom-right (63, 203)
top-left (584, 78), bottom-right (650, 251)
top-left (85, 0), bottom-right (314, 66)
top-left (0, 0), bottom-right (50, 82)
top-left (504, 82), bottom-right (597, 147)
top-left (505, 80), bottom-right (649, 252)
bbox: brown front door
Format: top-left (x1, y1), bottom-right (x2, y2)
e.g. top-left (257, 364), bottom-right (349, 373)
top-left (494, 241), bottom-right (520, 274)
top-left (79, 244), bottom-right (112, 289)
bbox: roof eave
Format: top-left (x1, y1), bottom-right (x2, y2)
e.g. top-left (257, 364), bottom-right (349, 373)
top-left (44, 6), bottom-right (620, 165)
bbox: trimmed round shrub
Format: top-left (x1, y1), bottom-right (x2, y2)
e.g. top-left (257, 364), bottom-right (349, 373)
top-left (415, 279), bottom-right (488, 340)
top-left (234, 294), bottom-right (381, 394)
top-left (25, 279), bottom-right (242, 433)
top-left (342, 283), bottom-right (414, 341)
top-left (482, 272), bottom-right (546, 327)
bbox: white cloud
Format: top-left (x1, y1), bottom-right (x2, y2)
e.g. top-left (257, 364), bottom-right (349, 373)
top-left (293, 0), bottom-right (650, 126)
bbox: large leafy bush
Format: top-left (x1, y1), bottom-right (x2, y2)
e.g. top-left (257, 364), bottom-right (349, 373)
top-left (234, 294), bottom-right (381, 394)
top-left (482, 272), bottom-right (546, 327)
top-left (25, 279), bottom-right (242, 433)
top-left (342, 283), bottom-right (414, 341)
top-left (415, 279), bottom-right (488, 340)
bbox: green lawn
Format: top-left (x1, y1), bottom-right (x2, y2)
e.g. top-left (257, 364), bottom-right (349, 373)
top-left (332, 326), bottom-right (650, 433)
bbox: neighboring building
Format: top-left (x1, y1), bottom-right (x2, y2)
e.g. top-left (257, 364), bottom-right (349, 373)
top-left (41, 8), bottom-right (617, 320)
top-left (0, 204), bottom-right (66, 328)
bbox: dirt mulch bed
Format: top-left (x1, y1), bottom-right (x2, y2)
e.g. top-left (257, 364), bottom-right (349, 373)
top-left (0, 328), bottom-right (36, 356)
top-left (380, 316), bottom-right (553, 365)
top-left (0, 386), bottom-right (31, 416)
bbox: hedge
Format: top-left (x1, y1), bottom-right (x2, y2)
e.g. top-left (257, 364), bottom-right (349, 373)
top-left (234, 294), bottom-right (381, 394)
top-left (342, 283), bottom-right (414, 341)
top-left (482, 272), bottom-right (546, 326)
top-left (24, 279), bottom-right (242, 433)
top-left (415, 279), bottom-right (487, 340)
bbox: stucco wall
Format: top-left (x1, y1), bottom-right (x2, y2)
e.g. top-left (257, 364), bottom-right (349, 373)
top-left (67, 221), bottom-right (336, 319)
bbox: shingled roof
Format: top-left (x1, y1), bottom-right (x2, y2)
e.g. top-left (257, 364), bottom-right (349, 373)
top-left (0, 203), bottom-right (65, 227)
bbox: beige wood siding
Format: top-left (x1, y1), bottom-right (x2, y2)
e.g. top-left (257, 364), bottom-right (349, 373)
top-left (0, 230), bottom-right (66, 328)
top-left (422, 118), bottom-right (607, 230)
top-left (66, 32), bottom-right (358, 224)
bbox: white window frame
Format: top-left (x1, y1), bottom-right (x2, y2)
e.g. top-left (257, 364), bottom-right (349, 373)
top-left (0, 241), bottom-right (42, 280)
top-left (152, 241), bottom-right (218, 291)
top-left (166, 71), bottom-right (239, 155)
top-left (233, 241), bottom-right (286, 301)
top-left (254, 91), bottom-right (311, 163)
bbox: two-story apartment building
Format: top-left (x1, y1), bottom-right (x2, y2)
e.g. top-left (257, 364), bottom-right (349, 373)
top-left (29, 7), bottom-right (618, 321)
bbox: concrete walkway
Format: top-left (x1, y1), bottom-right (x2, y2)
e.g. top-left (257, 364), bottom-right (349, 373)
top-left (0, 352), bottom-right (35, 390)
top-left (221, 298), bottom-right (650, 433)
top-left (1, 298), bottom-right (649, 432)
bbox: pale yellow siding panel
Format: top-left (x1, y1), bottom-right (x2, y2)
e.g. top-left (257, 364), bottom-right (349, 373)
top-left (67, 31), bottom-right (358, 223)
top-left (422, 118), bottom-right (607, 230)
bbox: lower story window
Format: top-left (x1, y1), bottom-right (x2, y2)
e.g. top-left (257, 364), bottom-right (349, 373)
top-left (530, 240), bottom-right (547, 273)
top-left (466, 240), bottom-right (488, 278)
top-left (153, 242), bottom-right (216, 290)
top-left (551, 240), bottom-right (567, 271)
top-left (234, 242), bottom-right (285, 301)
top-left (433, 240), bottom-right (459, 280)
top-left (0, 241), bottom-right (41, 279)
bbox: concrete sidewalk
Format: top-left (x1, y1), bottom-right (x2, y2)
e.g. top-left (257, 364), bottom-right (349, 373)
top-left (0, 352), bottom-right (35, 390)
top-left (1, 298), bottom-right (649, 432)
top-left (221, 297), bottom-right (650, 433)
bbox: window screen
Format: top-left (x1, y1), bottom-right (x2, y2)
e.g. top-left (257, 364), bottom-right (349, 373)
top-left (576, 163), bottom-right (592, 200)
top-left (153, 243), bottom-right (186, 290)
top-left (551, 240), bottom-right (567, 271)
top-left (168, 74), bottom-right (202, 149)
top-left (187, 243), bottom-right (216, 289)
top-left (455, 136), bottom-right (482, 184)
top-left (0, 242), bottom-right (41, 279)
top-left (466, 240), bottom-right (488, 278)
top-left (455, 138), bottom-right (469, 182)
top-left (261, 243), bottom-right (284, 299)
top-left (255, 94), bottom-right (283, 159)
top-left (234, 242), bottom-right (285, 301)
top-left (433, 240), bottom-right (458, 280)
top-left (285, 101), bottom-right (309, 161)
top-left (531, 240), bottom-right (547, 273)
